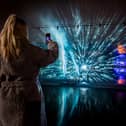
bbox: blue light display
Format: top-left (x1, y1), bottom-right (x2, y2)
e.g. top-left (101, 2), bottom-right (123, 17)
top-left (29, 8), bottom-right (126, 126)
top-left (31, 10), bottom-right (126, 85)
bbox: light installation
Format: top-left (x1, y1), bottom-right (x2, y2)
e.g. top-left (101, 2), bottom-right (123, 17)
top-left (36, 23), bottom-right (126, 85)
top-left (114, 44), bottom-right (126, 85)
top-left (31, 9), bottom-right (126, 126)
top-left (29, 5), bottom-right (126, 126)
top-left (31, 9), bottom-right (126, 85)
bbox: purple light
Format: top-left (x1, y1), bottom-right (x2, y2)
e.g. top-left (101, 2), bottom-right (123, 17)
top-left (119, 76), bottom-right (125, 79)
top-left (120, 61), bottom-right (125, 65)
top-left (120, 68), bottom-right (126, 72)
top-left (114, 68), bottom-right (126, 75)
top-left (118, 54), bottom-right (126, 58)
top-left (114, 68), bottom-right (119, 73)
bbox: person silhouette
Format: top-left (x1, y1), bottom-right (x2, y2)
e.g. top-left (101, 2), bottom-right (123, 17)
top-left (0, 14), bottom-right (58, 126)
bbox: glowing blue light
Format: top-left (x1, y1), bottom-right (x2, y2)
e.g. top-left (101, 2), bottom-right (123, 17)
top-left (118, 54), bottom-right (126, 58)
top-left (119, 76), bottom-right (125, 79)
top-left (114, 68), bottom-right (126, 74)
top-left (33, 9), bottom-right (126, 85)
top-left (119, 61), bottom-right (125, 65)
top-left (31, 7), bottom-right (126, 126)
top-left (81, 65), bottom-right (88, 71)
top-left (120, 68), bottom-right (126, 72)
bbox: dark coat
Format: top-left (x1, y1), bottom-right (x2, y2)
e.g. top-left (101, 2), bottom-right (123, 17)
top-left (0, 42), bottom-right (58, 126)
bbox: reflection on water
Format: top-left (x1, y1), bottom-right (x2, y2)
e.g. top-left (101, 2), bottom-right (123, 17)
top-left (43, 86), bottom-right (126, 126)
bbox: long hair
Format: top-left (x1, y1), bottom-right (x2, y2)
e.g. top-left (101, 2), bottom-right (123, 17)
top-left (0, 14), bottom-right (29, 62)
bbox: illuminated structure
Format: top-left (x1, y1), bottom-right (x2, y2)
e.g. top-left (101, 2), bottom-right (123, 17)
top-left (31, 12), bottom-right (126, 85)
top-left (114, 44), bottom-right (126, 85)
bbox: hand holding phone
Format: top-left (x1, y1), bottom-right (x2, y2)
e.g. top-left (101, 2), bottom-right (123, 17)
top-left (46, 33), bottom-right (51, 43)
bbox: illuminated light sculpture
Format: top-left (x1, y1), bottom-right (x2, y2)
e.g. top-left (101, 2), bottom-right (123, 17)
top-left (33, 14), bottom-right (126, 86)
top-left (115, 44), bottom-right (126, 85)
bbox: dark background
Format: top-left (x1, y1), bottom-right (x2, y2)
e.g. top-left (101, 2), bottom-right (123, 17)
top-left (0, 0), bottom-right (126, 28)
top-left (0, 0), bottom-right (126, 43)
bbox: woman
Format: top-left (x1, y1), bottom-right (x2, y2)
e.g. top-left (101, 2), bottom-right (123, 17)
top-left (0, 14), bottom-right (58, 126)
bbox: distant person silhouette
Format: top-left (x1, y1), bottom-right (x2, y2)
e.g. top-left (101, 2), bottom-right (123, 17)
top-left (0, 14), bottom-right (58, 126)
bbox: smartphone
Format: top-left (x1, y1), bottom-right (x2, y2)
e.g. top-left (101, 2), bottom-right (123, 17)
top-left (46, 33), bottom-right (51, 42)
